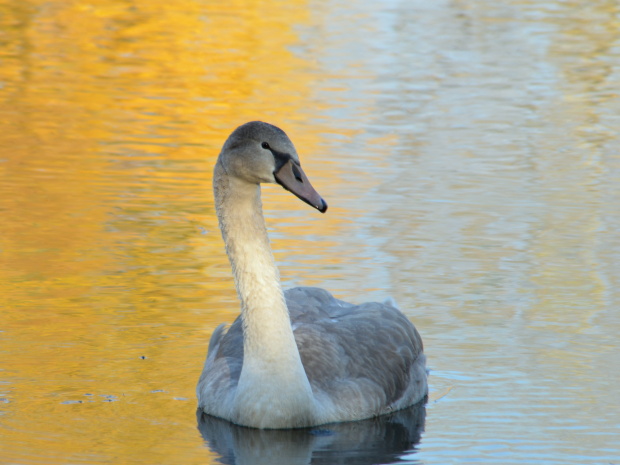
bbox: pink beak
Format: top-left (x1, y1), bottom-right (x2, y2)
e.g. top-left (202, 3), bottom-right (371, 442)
top-left (274, 159), bottom-right (328, 213)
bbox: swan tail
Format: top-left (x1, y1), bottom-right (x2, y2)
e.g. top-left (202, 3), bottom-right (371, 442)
top-left (383, 296), bottom-right (399, 310)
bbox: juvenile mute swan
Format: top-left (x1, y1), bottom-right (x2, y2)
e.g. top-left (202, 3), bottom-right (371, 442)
top-left (197, 121), bottom-right (428, 429)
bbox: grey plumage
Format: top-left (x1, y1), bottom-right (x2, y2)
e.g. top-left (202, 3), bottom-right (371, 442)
top-left (201, 286), bottom-right (426, 419)
top-left (197, 121), bottom-right (427, 428)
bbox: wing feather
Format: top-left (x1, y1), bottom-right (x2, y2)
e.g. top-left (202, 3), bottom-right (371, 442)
top-left (285, 287), bottom-right (425, 413)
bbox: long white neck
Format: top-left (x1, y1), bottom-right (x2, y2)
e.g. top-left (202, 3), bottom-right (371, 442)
top-left (213, 162), bottom-right (316, 427)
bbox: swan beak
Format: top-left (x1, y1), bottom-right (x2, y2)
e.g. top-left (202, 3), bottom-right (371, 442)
top-left (274, 159), bottom-right (328, 213)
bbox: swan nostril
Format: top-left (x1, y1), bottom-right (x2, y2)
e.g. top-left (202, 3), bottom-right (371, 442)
top-left (292, 164), bottom-right (303, 183)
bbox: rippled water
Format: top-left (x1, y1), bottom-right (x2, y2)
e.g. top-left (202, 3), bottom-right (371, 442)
top-left (1, 0), bottom-right (619, 464)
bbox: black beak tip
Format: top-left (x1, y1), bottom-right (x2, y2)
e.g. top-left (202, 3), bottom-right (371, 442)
top-left (318, 199), bottom-right (328, 213)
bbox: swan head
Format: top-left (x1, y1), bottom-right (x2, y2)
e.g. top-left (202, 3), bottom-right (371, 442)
top-left (218, 121), bottom-right (328, 213)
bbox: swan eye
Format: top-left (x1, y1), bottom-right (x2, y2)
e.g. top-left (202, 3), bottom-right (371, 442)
top-left (261, 142), bottom-right (270, 149)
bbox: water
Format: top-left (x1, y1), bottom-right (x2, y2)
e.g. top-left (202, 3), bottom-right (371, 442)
top-left (1, 0), bottom-right (619, 463)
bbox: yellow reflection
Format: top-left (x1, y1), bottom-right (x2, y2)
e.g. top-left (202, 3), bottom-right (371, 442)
top-left (528, 0), bottom-right (618, 335)
top-left (0, 0), bottom-right (340, 463)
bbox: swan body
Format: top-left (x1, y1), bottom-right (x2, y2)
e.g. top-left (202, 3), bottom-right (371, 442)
top-left (197, 121), bottom-right (427, 429)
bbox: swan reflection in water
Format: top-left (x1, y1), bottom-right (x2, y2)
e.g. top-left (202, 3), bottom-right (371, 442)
top-left (197, 401), bottom-right (426, 465)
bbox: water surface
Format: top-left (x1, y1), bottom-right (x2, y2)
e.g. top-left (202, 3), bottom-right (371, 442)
top-left (1, 0), bottom-right (619, 464)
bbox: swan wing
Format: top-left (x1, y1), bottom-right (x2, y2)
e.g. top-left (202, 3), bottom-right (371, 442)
top-left (199, 286), bottom-right (427, 421)
top-left (285, 286), bottom-right (427, 418)
top-left (197, 318), bottom-right (244, 413)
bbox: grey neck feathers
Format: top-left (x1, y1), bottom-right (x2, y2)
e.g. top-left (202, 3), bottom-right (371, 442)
top-left (213, 162), bottom-right (298, 362)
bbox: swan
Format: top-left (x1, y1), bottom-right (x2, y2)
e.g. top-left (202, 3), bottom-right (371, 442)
top-left (197, 121), bottom-right (428, 429)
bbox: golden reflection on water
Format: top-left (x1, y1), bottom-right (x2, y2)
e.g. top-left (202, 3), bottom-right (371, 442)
top-left (1, 0), bottom-right (619, 463)
top-left (0, 0), bottom-right (333, 463)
